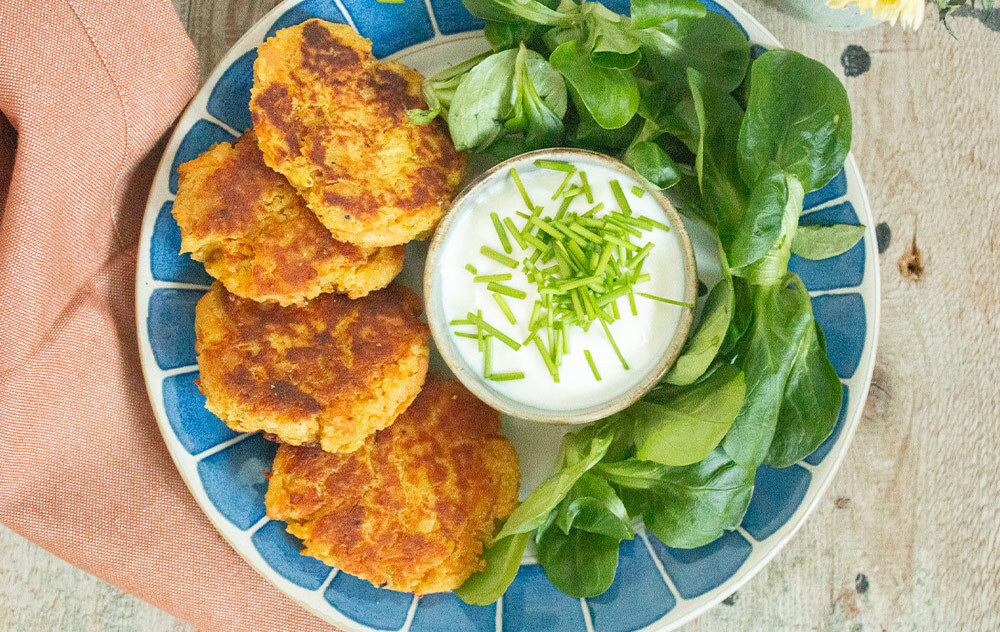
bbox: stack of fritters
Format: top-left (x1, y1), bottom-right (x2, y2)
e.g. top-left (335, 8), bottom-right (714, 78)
top-left (176, 18), bottom-right (519, 596)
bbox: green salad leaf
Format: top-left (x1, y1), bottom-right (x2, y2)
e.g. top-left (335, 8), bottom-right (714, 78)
top-left (536, 516), bottom-right (621, 597)
top-left (729, 166), bottom-right (805, 286)
top-left (737, 49), bottom-right (852, 192)
top-left (722, 273), bottom-right (815, 469)
top-left (791, 223), bottom-right (866, 260)
top-left (623, 140), bottom-right (680, 189)
top-left (631, 0), bottom-right (707, 29)
top-left (633, 363), bottom-right (746, 466)
top-left (606, 448), bottom-right (754, 549)
top-left (463, 0), bottom-right (571, 25)
top-left (495, 426), bottom-right (613, 539)
top-left (455, 532), bottom-right (531, 605)
top-left (555, 472), bottom-right (634, 539)
top-left (550, 39), bottom-right (639, 129)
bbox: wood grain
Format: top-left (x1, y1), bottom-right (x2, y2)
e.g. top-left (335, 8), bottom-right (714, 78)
top-left (3, 0), bottom-right (999, 630)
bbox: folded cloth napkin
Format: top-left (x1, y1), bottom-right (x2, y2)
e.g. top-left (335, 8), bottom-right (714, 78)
top-left (0, 2), bottom-right (332, 630)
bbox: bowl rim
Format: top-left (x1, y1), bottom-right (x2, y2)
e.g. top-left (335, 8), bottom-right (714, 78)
top-left (423, 147), bottom-right (698, 424)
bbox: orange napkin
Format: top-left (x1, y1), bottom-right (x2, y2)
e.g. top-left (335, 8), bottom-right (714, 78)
top-left (0, 2), bottom-right (330, 630)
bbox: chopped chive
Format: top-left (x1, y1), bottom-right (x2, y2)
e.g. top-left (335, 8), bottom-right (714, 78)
top-left (643, 216), bottom-right (671, 232)
top-left (510, 168), bottom-right (535, 212)
top-left (535, 159), bottom-right (576, 172)
top-left (567, 222), bottom-right (602, 242)
top-left (631, 185), bottom-right (645, 198)
top-left (467, 312), bottom-right (521, 350)
top-left (579, 171), bottom-right (593, 203)
top-left (582, 202), bottom-right (603, 218)
top-left (628, 288), bottom-right (637, 315)
top-left (610, 179), bottom-right (632, 216)
top-left (530, 216), bottom-right (563, 240)
top-left (584, 349), bottom-right (602, 381)
top-left (483, 334), bottom-right (493, 377)
top-left (480, 246), bottom-right (519, 268)
top-left (454, 331), bottom-right (479, 339)
top-left (490, 212), bottom-right (513, 254)
top-left (570, 289), bottom-right (585, 321)
top-left (556, 276), bottom-right (600, 291)
top-left (637, 292), bottom-right (694, 308)
top-left (473, 273), bottom-right (513, 283)
top-left (561, 324), bottom-right (569, 354)
top-left (595, 284), bottom-right (631, 306)
top-left (610, 299), bottom-right (620, 320)
top-left (533, 336), bottom-right (560, 382)
top-left (465, 264), bottom-right (478, 275)
top-left (603, 235), bottom-right (639, 251)
top-left (600, 319), bottom-right (629, 370)
top-left (503, 217), bottom-right (528, 249)
top-left (606, 216), bottom-right (643, 237)
top-left (493, 293), bottom-right (517, 325)
top-left (523, 232), bottom-right (549, 252)
top-left (613, 213), bottom-right (654, 230)
top-left (450, 318), bottom-right (472, 326)
top-left (634, 273), bottom-right (651, 283)
top-left (477, 309), bottom-right (485, 352)
top-left (551, 168), bottom-right (578, 200)
top-left (487, 281), bottom-right (527, 300)
top-left (554, 195), bottom-right (574, 220)
top-left (488, 371), bottom-right (525, 381)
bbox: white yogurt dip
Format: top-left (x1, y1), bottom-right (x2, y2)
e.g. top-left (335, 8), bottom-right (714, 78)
top-left (435, 154), bottom-right (689, 413)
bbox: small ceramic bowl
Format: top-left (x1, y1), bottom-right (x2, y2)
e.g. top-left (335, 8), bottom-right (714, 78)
top-left (424, 148), bottom-right (698, 424)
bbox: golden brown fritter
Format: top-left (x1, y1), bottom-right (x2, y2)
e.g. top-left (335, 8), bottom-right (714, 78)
top-left (265, 377), bottom-right (521, 595)
top-left (194, 281), bottom-right (429, 453)
top-left (173, 132), bottom-right (404, 305)
top-left (249, 19), bottom-right (465, 248)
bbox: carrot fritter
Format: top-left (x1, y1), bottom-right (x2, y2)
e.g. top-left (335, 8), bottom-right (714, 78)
top-left (173, 132), bottom-right (404, 305)
top-left (249, 19), bottom-right (465, 248)
top-left (194, 281), bottom-right (429, 453)
top-left (265, 377), bottom-right (521, 595)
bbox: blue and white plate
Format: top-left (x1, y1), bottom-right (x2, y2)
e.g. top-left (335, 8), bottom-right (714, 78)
top-left (135, 1), bottom-right (880, 630)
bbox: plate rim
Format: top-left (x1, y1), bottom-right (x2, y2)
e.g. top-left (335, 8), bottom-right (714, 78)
top-left (133, 1), bottom-right (882, 630)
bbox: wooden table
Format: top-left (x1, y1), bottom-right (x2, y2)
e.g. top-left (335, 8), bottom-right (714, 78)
top-left (2, 1), bottom-right (999, 629)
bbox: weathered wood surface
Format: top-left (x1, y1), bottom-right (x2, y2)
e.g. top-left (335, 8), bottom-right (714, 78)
top-left (2, 1), bottom-right (999, 630)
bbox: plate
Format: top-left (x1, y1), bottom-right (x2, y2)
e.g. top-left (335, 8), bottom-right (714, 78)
top-left (135, 1), bottom-right (880, 630)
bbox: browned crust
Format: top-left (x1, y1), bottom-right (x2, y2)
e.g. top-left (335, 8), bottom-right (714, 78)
top-left (194, 282), bottom-right (429, 453)
top-left (249, 19), bottom-right (465, 248)
top-left (265, 377), bottom-right (521, 595)
top-left (173, 132), bottom-right (404, 304)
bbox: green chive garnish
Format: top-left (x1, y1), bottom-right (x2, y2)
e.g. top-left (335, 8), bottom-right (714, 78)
top-left (584, 349), bottom-right (601, 381)
top-left (490, 212), bottom-right (512, 254)
top-left (503, 217), bottom-right (528, 249)
top-left (631, 185), bottom-right (645, 198)
top-left (473, 273), bottom-right (513, 283)
top-left (454, 331), bottom-right (478, 339)
top-left (535, 159), bottom-right (575, 172)
top-left (510, 168), bottom-right (535, 212)
top-left (493, 293), bottom-right (517, 325)
top-left (480, 246), bottom-right (518, 268)
top-left (487, 372), bottom-right (525, 381)
top-left (600, 319), bottom-right (628, 370)
top-left (533, 336), bottom-right (559, 382)
top-left (579, 171), bottom-right (593, 203)
top-left (487, 281), bottom-right (527, 300)
top-left (610, 179), bottom-right (632, 216)
top-left (465, 264), bottom-right (478, 275)
top-left (637, 292), bottom-right (694, 308)
top-left (483, 334), bottom-right (493, 377)
top-left (467, 312), bottom-right (521, 350)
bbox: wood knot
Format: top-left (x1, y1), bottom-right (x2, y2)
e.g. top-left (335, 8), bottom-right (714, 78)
top-left (897, 233), bottom-right (923, 281)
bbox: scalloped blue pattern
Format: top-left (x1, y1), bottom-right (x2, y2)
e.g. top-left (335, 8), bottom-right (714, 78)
top-left (252, 520), bottom-right (332, 590)
top-left (139, 1), bottom-right (876, 629)
top-left (503, 564), bottom-right (587, 632)
top-left (586, 538), bottom-right (676, 632)
top-left (207, 50), bottom-right (257, 133)
top-left (648, 531), bottom-right (753, 599)
top-left (811, 293), bottom-right (866, 378)
top-left (324, 572), bottom-right (412, 630)
top-left (804, 169), bottom-right (848, 210)
top-left (429, 0), bottom-right (485, 34)
top-left (162, 371), bottom-right (239, 454)
top-left (266, 0), bottom-right (348, 39)
top-left (197, 434), bottom-right (277, 530)
top-left (150, 201), bottom-right (213, 285)
top-left (339, 0), bottom-right (433, 58)
top-left (790, 202), bottom-right (865, 291)
top-left (411, 593), bottom-right (495, 632)
top-left (169, 120), bottom-right (236, 194)
top-left (805, 385), bottom-right (850, 466)
top-left (148, 288), bottom-right (205, 370)
top-left (741, 465), bottom-right (812, 541)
